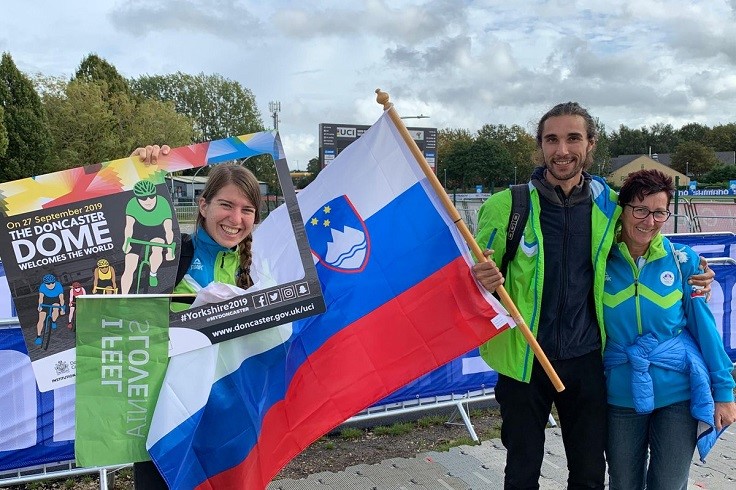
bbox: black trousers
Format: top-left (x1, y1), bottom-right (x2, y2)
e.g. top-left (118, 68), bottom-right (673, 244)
top-left (133, 460), bottom-right (168, 489)
top-left (495, 350), bottom-right (607, 490)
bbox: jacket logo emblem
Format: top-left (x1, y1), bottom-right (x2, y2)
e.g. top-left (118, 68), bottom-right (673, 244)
top-left (660, 271), bottom-right (675, 287)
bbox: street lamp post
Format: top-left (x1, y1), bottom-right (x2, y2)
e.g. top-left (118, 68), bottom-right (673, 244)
top-left (444, 168), bottom-right (447, 189)
top-left (514, 165), bottom-right (517, 185)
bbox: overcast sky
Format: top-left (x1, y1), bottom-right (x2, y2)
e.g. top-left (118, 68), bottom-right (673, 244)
top-left (3, 0), bottom-right (736, 169)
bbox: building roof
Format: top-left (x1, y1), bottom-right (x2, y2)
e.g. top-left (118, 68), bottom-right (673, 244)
top-left (610, 151), bottom-right (735, 172)
top-left (606, 156), bottom-right (689, 186)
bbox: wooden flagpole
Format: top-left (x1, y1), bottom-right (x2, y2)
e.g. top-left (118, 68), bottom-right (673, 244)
top-left (375, 89), bottom-right (564, 392)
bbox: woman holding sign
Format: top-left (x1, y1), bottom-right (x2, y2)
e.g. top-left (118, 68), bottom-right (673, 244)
top-left (131, 146), bottom-right (262, 489)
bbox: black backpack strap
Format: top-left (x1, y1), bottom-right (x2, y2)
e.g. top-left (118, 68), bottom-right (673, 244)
top-left (175, 233), bottom-right (194, 285)
top-left (500, 184), bottom-right (530, 276)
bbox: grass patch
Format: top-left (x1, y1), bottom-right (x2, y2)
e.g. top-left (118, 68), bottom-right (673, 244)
top-left (470, 407), bottom-right (500, 418)
top-left (323, 441), bottom-right (336, 450)
top-left (435, 436), bottom-right (477, 452)
top-left (417, 415), bottom-right (446, 428)
top-left (373, 422), bottom-right (414, 436)
top-left (339, 427), bottom-right (364, 440)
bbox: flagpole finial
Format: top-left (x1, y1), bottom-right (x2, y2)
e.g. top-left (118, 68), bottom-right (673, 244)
top-left (375, 89), bottom-right (392, 110)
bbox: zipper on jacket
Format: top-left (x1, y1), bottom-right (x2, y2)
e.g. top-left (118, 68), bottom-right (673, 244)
top-left (632, 264), bottom-right (643, 336)
top-left (554, 196), bottom-right (571, 358)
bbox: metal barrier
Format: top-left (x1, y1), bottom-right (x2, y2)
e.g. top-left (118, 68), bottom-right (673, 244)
top-left (0, 462), bottom-right (126, 489)
top-left (2, 227), bottom-right (735, 487)
top-left (174, 205), bottom-right (198, 224)
top-left (347, 387), bottom-right (497, 442)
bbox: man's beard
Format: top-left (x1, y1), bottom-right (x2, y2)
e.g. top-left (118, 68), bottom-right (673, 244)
top-left (545, 152), bottom-right (592, 182)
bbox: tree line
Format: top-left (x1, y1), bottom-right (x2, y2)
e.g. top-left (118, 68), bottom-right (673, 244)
top-left (2, 51), bottom-right (736, 193)
top-left (0, 52), bottom-right (278, 190)
top-left (438, 118), bottom-right (736, 192)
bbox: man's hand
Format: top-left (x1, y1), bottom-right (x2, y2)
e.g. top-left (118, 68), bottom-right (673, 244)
top-left (689, 256), bottom-right (715, 296)
top-left (471, 249), bottom-right (504, 294)
top-left (130, 145), bottom-right (171, 166)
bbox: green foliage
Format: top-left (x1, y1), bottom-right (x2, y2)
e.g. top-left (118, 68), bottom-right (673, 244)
top-left (702, 164), bottom-right (736, 184)
top-left (437, 128), bottom-right (473, 189)
top-left (373, 422), bottom-right (414, 436)
top-left (677, 122), bottom-right (710, 144)
top-left (670, 141), bottom-right (720, 179)
top-left (0, 106), bottom-right (7, 157)
top-left (74, 53), bottom-right (131, 96)
top-left (417, 415), bottom-right (446, 427)
top-left (42, 76), bottom-right (194, 170)
top-left (339, 427), bottom-right (364, 439)
top-left (647, 123), bottom-right (679, 153)
top-left (592, 118), bottom-right (611, 176)
top-left (0, 52), bottom-right (53, 182)
top-left (130, 72), bottom-right (264, 142)
top-left (706, 123), bottom-right (736, 152)
top-left (442, 135), bottom-right (513, 192)
top-left (610, 125), bottom-right (649, 156)
top-left (242, 153), bottom-right (279, 195)
top-left (477, 124), bottom-right (536, 183)
top-left (472, 137), bottom-right (513, 190)
top-left (435, 436), bottom-right (477, 452)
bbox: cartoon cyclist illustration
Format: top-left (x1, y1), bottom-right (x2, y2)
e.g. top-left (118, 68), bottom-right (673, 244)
top-left (67, 281), bottom-right (86, 329)
top-left (92, 258), bottom-right (118, 294)
top-left (35, 274), bottom-right (65, 345)
top-left (120, 180), bottom-right (175, 294)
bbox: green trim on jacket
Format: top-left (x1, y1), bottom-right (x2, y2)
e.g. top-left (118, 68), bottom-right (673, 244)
top-left (475, 177), bottom-right (620, 382)
top-left (170, 249), bottom-right (240, 313)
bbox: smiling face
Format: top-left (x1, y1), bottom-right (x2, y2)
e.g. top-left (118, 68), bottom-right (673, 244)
top-left (620, 191), bottom-right (669, 257)
top-left (540, 115), bottom-right (595, 194)
top-left (198, 183), bottom-right (257, 248)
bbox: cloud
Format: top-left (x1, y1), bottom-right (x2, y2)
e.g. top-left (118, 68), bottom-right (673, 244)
top-left (110, 0), bottom-right (264, 40)
top-left (273, 0), bottom-right (467, 44)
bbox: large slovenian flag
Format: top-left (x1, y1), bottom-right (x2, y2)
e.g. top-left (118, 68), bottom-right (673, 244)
top-left (146, 110), bottom-right (513, 489)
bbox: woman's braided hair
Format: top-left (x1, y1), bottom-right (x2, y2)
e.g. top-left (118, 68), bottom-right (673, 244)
top-left (196, 164), bottom-right (261, 289)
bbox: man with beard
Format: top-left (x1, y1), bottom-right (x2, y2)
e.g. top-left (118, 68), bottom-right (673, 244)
top-left (471, 102), bottom-right (714, 489)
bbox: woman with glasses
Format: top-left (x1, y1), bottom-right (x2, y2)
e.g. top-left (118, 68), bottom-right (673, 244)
top-left (603, 169), bottom-right (736, 490)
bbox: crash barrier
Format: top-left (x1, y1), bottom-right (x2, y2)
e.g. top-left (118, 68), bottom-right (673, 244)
top-left (1, 231), bottom-right (735, 487)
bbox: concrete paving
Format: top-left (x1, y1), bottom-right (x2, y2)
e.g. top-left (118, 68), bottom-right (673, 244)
top-left (269, 426), bottom-right (736, 489)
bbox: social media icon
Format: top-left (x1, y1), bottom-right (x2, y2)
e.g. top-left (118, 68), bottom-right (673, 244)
top-left (282, 286), bottom-right (296, 300)
top-left (295, 282), bottom-right (310, 296)
top-left (268, 290), bottom-right (282, 304)
top-left (252, 293), bottom-right (267, 308)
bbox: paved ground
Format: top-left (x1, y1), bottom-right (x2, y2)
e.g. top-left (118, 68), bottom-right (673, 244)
top-left (270, 426), bottom-right (736, 489)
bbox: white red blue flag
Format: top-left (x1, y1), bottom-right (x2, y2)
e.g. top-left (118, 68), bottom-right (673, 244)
top-left (146, 111), bottom-right (512, 489)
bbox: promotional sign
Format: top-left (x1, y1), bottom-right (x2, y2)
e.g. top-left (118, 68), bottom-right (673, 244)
top-left (75, 295), bottom-right (169, 466)
top-left (0, 132), bottom-right (325, 390)
top-left (0, 160), bottom-right (180, 392)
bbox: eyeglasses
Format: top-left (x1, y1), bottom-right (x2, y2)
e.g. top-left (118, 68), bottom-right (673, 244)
top-left (626, 205), bottom-right (671, 222)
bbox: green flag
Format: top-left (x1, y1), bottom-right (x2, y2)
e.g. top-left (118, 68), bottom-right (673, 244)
top-left (75, 296), bottom-right (169, 467)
